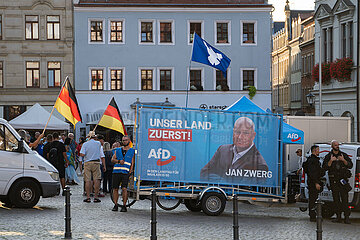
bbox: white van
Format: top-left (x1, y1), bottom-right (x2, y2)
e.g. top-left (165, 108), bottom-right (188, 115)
top-left (300, 143), bottom-right (360, 217)
top-left (0, 118), bottom-right (60, 208)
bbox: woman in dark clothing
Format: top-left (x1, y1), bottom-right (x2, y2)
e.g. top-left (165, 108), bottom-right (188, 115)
top-left (103, 142), bottom-right (114, 193)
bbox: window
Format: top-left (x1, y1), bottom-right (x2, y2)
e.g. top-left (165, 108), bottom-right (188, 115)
top-left (48, 62), bottom-right (61, 87)
top-left (26, 61), bottom-right (40, 87)
top-left (243, 23), bottom-right (255, 44)
top-left (216, 70), bottom-right (229, 90)
top-left (349, 22), bottom-right (353, 59)
top-left (141, 22), bottom-right (153, 43)
top-left (0, 61), bottom-right (2, 88)
top-left (190, 69), bottom-right (202, 91)
top-left (243, 70), bottom-right (255, 89)
top-left (47, 16), bottom-right (60, 40)
top-left (159, 22), bottom-right (172, 43)
top-left (159, 69), bottom-right (171, 90)
top-left (90, 21), bottom-right (103, 42)
top-left (110, 21), bottom-right (123, 42)
top-left (3, 106), bottom-right (26, 121)
top-left (0, 125), bottom-right (19, 151)
top-left (216, 22), bottom-right (229, 44)
top-left (25, 16), bottom-right (39, 40)
top-left (189, 22), bottom-right (202, 43)
top-left (342, 23), bottom-right (346, 58)
top-left (0, 15), bottom-right (2, 40)
top-left (110, 69), bottom-right (123, 90)
top-left (241, 21), bottom-right (257, 45)
top-left (141, 69), bottom-right (153, 90)
top-left (91, 69), bottom-right (103, 90)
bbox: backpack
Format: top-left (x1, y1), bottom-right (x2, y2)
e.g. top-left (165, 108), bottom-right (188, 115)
top-left (48, 147), bottom-right (59, 166)
top-left (302, 159), bottom-right (309, 175)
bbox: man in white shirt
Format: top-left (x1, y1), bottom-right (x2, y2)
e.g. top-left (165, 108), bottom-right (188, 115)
top-left (80, 131), bottom-right (106, 203)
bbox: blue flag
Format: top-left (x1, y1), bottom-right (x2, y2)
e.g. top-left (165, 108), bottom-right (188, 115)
top-left (191, 33), bottom-right (231, 76)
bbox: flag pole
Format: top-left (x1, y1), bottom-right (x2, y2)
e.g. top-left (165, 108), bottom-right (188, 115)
top-left (92, 97), bottom-right (113, 133)
top-left (186, 33), bottom-right (195, 108)
top-left (42, 76), bottom-right (69, 135)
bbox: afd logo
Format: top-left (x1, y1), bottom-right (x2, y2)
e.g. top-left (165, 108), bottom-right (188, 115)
top-left (288, 133), bottom-right (301, 142)
top-left (148, 148), bottom-right (176, 166)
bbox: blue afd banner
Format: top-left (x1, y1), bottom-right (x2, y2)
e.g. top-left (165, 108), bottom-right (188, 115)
top-left (137, 108), bottom-right (281, 187)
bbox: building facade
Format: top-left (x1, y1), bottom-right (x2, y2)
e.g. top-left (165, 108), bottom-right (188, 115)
top-left (0, 0), bottom-right (74, 120)
top-left (271, 0), bottom-right (313, 115)
top-left (314, 0), bottom-right (358, 140)
top-left (74, 0), bottom-right (273, 138)
top-left (299, 16), bottom-right (315, 115)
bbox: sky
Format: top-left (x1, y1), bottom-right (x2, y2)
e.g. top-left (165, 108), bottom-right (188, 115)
top-left (268, 0), bottom-right (315, 21)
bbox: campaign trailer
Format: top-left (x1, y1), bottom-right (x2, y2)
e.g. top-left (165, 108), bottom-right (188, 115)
top-left (113, 105), bottom-right (304, 216)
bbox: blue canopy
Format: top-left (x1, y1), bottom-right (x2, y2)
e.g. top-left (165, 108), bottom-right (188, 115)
top-left (225, 96), bottom-right (304, 144)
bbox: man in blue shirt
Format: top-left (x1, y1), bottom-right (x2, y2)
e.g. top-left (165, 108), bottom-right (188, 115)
top-left (80, 131), bottom-right (106, 203)
top-left (111, 135), bottom-right (135, 212)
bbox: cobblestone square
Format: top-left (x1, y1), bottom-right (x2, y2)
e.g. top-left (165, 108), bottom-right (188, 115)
top-left (1, 177), bottom-right (360, 240)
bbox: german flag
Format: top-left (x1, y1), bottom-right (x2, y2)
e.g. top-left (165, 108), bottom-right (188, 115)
top-left (98, 97), bottom-right (127, 135)
top-left (54, 79), bottom-right (82, 127)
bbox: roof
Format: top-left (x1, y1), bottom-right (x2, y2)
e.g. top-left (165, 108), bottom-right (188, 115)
top-left (9, 103), bottom-right (70, 130)
top-left (273, 22), bottom-right (284, 34)
top-left (290, 10), bottom-right (314, 21)
top-left (76, 0), bottom-right (270, 7)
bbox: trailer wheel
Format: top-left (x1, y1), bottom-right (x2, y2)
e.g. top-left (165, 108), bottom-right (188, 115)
top-left (110, 188), bottom-right (137, 208)
top-left (9, 180), bottom-right (40, 208)
top-left (156, 196), bottom-right (181, 211)
top-left (201, 192), bottom-right (226, 216)
top-left (184, 199), bottom-right (202, 212)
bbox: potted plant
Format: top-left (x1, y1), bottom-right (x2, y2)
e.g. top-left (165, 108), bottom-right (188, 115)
top-left (330, 57), bottom-right (353, 82)
top-left (312, 62), bottom-right (332, 85)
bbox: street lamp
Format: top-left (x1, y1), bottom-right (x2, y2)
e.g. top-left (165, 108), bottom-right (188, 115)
top-left (306, 92), bottom-right (315, 106)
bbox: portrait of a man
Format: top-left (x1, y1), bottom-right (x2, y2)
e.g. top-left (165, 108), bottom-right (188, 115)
top-left (200, 117), bottom-right (268, 180)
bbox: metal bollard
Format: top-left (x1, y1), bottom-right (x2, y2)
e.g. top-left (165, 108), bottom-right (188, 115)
top-left (315, 198), bottom-right (323, 240)
top-left (233, 194), bottom-right (239, 240)
top-left (150, 190), bottom-right (157, 240)
top-left (63, 186), bottom-right (72, 239)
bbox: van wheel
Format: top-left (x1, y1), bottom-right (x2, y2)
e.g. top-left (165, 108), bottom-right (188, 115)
top-left (201, 192), bottom-right (226, 216)
top-left (184, 199), bottom-right (202, 212)
top-left (9, 180), bottom-right (40, 208)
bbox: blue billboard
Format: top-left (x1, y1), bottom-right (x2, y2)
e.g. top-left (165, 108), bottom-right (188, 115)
top-left (136, 107), bottom-right (281, 187)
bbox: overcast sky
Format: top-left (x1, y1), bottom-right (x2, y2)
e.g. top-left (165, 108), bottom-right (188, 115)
top-left (268, 0), bottom-right (315, 21)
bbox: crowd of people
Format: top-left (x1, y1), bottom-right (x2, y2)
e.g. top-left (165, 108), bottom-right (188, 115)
top-left (19, 129), bottom-right (134, 212)
top-left (297, 140), bottom-right (353, 224)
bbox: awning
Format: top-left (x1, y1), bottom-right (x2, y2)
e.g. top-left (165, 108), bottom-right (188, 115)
top-left (9, 103), bottom-right (70, 130)
top-left (225, 96), bottom-right (304, 144)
